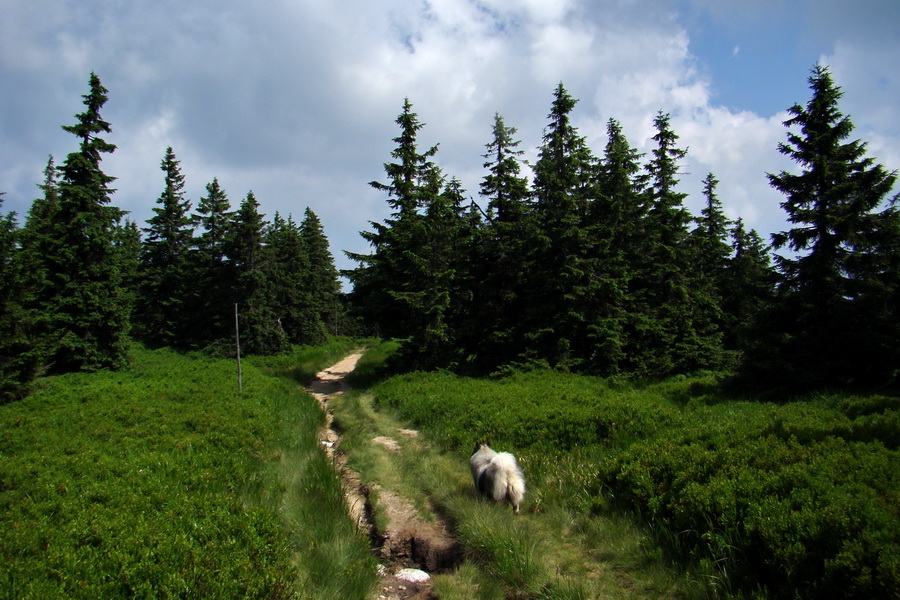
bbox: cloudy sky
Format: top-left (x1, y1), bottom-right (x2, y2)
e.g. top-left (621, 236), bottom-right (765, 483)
top-left (2, 0), bottom-right (898, 286)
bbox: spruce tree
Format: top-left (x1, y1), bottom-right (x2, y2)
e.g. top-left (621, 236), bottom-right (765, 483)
top-left (116, 218), bottom-right (142, 320)
top-left (633, 112), bottom-right (723, 374)
top-left (17, 157), bottom-right (61, 369)
top-left (591, 118), bottom-right (647, 374)
top-left (399, 176), bottom-right (468, 369)
top-left (0, 196), bottom-right (33, 400)
top-left (472, 113), bottom-right (535, 370)
top-left (194, 178), bottom-right (232, 262)
top-left (692, 173), bottom-right (733, 282)
top-left (227, 192), bottom-right (288, 355)
top-left (267, 212), bottom-right (325, 345)
top-left (346, 98), bottom-right (441, 339)
top-left (300, 207), bottom-right (340, 337)
top-left (527, 83), bottom-right (599, 368)
top-left (34, 73), bottom-right (130, 372)
top-left (188, 178), bottom-right (233, 348)
top-left (19, 158), bottom-right (60, 295)
top-left (751, 65), bottom-right (900, 387)
top-left (136, 147), bottom-right (193, 346)
top-left (481, 113), bottom-right (532, 224)
top-left (723, 218), bottom-right (774, 353)
top-left (687, 173), bottom-right (731, 361)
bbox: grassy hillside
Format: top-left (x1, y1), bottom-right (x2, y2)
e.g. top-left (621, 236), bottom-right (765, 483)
top-left (0, 340), bottom-right (376, 600)
top-left (361, 346), bottom-right (899, 600)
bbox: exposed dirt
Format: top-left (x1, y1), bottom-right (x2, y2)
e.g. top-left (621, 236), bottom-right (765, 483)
top-left (306, 352), bottom-right (462, 600)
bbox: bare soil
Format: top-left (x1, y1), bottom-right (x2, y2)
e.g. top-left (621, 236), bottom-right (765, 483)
top-left (306, 352), bottom-right (462, 600)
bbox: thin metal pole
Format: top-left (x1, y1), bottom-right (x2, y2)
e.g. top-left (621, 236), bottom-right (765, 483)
top-left (235, 303), bottom-right (243, 392)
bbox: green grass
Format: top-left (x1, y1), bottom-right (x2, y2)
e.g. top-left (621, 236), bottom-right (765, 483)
top-left (327, 340), bottom-right (685, 599)
top-left (249, 340), bottom-right (377, 600)
top-left (0, 340), bottom-right (376, 600)
top-left (10, 337), bottom-right (892, 599)
top-left (364, 354), bottom-right (899, 600)
top-left (248, 336), bottom-right (365, 385)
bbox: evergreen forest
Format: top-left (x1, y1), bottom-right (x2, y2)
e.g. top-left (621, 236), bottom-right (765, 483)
top-left (346, 65), bottom-right (900, 390)
top-left (0, 74), bottom-right (344, 401)
top-left (1, 65), bottom-right (899, 401)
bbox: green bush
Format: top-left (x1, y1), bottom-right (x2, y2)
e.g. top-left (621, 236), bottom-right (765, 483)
top-left (0, 345), bottom-right (297, 598)
top-left (0, 341), bottom-right (377, 599)
top-left (371, 368), bottom-right (900, 599)
top-left (372, 369), bottom-right (681, 452)
top-left (603, 401), bottom-right (899, 599)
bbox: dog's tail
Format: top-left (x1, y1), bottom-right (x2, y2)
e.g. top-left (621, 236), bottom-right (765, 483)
top-left (490, 452), bottom-right (526, 514)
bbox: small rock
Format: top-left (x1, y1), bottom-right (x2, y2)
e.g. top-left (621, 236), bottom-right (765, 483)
top-left (321, 440), bottom-right (334, 447)
top-left (395, 568), bottom-right (430, 584)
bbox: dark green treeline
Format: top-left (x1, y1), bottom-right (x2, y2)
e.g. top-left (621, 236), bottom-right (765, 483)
top-left (346, 66), bottom-right (899, 389)
top-left (0, 74), bottom-right (344, 401)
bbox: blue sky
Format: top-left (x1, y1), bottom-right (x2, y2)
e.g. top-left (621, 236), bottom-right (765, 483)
top-left (2, 0), bottom-right (898, 284)
top-left (681, 10), bottom-right (810, 115)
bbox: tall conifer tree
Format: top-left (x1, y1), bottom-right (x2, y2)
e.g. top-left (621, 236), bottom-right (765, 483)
top-left (0, 196), bottom-right (32, 400)
top-left (632, 112), bottom-right (723, 374)
top-left (136, 147), bottom-right (193, 346)
top-left (19, 158), bottom-right (60, 297)
top-left (346, 98), bottom-right (441, 339)
top-left (188, 178), bottom-right (233, 348)
top-left (267, 212), bottom-right (324, 344)
top-left (692, 173), bottom-right (732, 281)
top-left (33, 73), bottom-right (130, 372)
top-left (17, 157), bottom-right (61, 371)
top-left (401, 177), bottom-right (468, 369)
top-left (227, 191), bottom-right (289, 355)
top-left (723, 218), bottom-right (774, 353)
top-left (116, 218), bottom-right (141, 319)
top-left (591, 118), bottom-right (647, 373)
top-left (472, 113), bottom-right (535, 370)
top-left (527, 83), bottom-right (599, 368)
top-left (750, 65), bottom-right (900, 387)
top-left (300, 207), bottom-right (340, 336)
top-left (687, 173), bottom-right (731, 360)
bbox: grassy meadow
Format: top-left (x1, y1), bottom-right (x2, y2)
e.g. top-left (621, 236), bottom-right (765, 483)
top-left (0, 339), bottom-right (377, 600)
top-left (3, 337), bottom-right (897, 600)
top-left (344, 341), bottom-right (899, 600)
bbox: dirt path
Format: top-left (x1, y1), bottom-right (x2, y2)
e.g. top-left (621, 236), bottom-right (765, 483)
top-left (306, 352), bottom-right (461, 600)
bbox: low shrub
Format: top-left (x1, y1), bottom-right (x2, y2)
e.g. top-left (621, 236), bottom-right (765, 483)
top-left (372, 369), bottom-right (681, 452)
top-left (0, 341), bottom-right (377, 599)
top-left (603, 400), bottom-right (899, 599)
top-left (371, 367), bottom-right (900, 599)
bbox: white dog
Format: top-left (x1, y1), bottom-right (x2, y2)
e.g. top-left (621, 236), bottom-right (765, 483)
top-left (470, 443), bottom-right (526, 514)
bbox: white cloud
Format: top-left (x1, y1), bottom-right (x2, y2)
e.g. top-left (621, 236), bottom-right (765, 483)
top-left (2, 0), bottom-right (898, 282)
top-left (824, 40), bottom-right (900, 161)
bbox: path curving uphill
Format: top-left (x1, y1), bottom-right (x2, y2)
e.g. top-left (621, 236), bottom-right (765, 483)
top-left (305, 352), bottom-right (461, 600)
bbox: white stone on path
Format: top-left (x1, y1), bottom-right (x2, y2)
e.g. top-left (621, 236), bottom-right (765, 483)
top-left (395, 568), bottom-right (430, 583)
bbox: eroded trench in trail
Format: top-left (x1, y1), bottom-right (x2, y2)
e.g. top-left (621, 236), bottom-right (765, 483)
top-left (305, 352), bottom-right (462, 599)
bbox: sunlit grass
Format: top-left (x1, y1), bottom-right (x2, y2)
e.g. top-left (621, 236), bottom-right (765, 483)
top-left (327, 341), bottom-right (688, 599)
top-left (360, 345), bottom-right (898, 599)
top-left (0, 340), bottom-right (377, 600)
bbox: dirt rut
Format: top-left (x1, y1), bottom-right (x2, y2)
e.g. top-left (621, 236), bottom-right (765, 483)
top-left (306, 352), bottom-right (462, 599)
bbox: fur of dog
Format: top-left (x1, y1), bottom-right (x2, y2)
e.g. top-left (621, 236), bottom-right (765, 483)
top-left (469, 443), bottom-right (526, 514)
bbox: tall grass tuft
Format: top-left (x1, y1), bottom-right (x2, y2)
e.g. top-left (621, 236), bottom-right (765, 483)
top-left (454, 503), bottom-right (546, 593)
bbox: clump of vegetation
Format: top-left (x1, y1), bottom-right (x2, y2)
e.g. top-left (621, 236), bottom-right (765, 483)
top-left (0, 342), bottom-right (376, 599)
top-left (370, 365), bottom-right (900, 599)
top-left (604, 395), bottom-right (900, 599)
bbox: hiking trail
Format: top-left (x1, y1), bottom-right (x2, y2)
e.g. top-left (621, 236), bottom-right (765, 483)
top-left (306, 352), bottom-right (461, 600)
